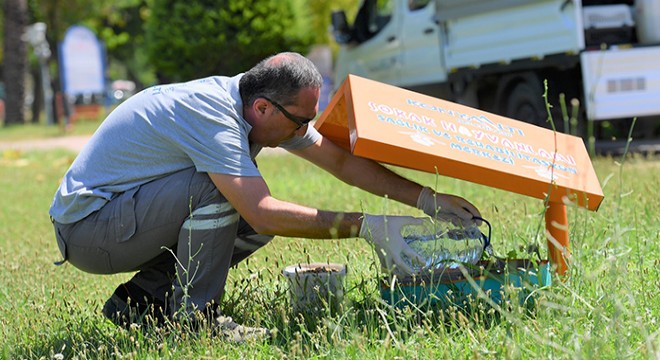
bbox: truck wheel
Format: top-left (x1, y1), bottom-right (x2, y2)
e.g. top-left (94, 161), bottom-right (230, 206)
top-left (505, 82), bottom-right (548, 128)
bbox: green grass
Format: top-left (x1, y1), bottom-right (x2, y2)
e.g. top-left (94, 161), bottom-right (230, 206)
top-left (1, 148), bottom-right (658, 359)
top-left (0, 116), bottom-right (105, 142)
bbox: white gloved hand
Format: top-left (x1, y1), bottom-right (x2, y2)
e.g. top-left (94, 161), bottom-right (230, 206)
top-left (416, 187), bottom-right (482, 226)
top-left (359, 214), bottom-right (426, 276)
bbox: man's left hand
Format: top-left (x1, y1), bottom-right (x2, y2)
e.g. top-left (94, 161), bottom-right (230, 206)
top-left (416, 187), bottom-right (481, 226)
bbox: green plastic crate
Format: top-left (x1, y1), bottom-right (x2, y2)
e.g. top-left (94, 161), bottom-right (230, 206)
top-left (380, 259), bottom-right (552, 308)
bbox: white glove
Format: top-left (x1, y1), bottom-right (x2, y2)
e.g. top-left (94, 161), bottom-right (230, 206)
top-left (416, 187), bottom-right (482, 226)
top-left (359, 214), bottom-right (426, 276)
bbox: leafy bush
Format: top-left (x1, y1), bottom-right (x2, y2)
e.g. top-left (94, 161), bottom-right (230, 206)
top-left (144, 0), bottom-right (313, 82)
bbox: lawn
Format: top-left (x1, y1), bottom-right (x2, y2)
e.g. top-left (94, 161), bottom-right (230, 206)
top-left (0, 117), bottom-right (105, 142)
top-left (0, 147), bottom-right (658, 359)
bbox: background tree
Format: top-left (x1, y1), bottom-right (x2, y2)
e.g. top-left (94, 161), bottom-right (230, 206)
top-left (29, 0), bottom-right (102, 124)
top-left (2, 0), bottom-right (28, 126)
top-left (0, 0), bottom-right (361, 126)
top-left (144, 0), bottom-right (314, 82)
top-left (27, 0), bottom-right (155, 122)
top-left (0, 0), bottom-right (4, 71)
top-left (307, 0), bottom-right (358, 52)
top-left (86, 0), bottom-right (156, 89)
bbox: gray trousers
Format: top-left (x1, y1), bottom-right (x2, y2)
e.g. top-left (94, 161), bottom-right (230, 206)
top-left (53, 167), bottom-right (273, 314)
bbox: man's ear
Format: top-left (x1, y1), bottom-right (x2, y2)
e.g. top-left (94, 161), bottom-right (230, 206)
top-left (254, 98), bottom-right (268, 115)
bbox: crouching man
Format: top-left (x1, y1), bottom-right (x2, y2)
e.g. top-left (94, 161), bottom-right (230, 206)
top-left (49, 52), bottom-right (480, 342)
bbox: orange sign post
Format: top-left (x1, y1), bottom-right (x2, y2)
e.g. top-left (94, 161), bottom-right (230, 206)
top-left (316, 75), bottom-right (604, 275)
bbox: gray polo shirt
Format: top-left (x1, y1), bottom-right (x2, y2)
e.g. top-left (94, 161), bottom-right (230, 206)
top-left (49, 75), bottom-right (320, 224)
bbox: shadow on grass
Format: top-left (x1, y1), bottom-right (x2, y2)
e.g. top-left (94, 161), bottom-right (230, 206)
top-left (8, 306), bottom-right (178, 359)
top-left (6, 291), bottom-right (540, 359)
top-left (9, 265), bottom-right (542, 358)
top-left (219, 271), bottom-right (540, 355)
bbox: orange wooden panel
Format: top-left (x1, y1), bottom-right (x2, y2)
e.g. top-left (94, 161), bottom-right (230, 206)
top-left (316, 75), bottom-right (604, 211)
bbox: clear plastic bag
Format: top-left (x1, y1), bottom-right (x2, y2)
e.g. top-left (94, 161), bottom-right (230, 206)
top-left (401, 217), bottom-right (492, 272)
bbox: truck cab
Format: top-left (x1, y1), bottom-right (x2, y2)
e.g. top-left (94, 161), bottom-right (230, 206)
top-left (332, 0), bottom-right (660, 141)
top-left (333, 0), bottom-right (449, 97)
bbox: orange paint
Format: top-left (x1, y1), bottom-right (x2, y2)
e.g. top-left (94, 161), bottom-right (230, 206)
top-left (545, 202), bottom-right (570, 276)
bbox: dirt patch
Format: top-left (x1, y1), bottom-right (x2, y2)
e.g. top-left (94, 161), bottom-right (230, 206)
top-left (0, 135), bottom-right (91, 152)
top-left (0, 135), bottom-right (288, 156)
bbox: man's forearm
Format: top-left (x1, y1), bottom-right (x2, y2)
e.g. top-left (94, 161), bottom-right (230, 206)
top-left (251, 197), bottom-right (364, 239)
top-left (209, 171), bottom-right (364, 239)
top-left (337, 155), bottom-right (422, 208)
top-left (292, 137), bottom-right (424, 210)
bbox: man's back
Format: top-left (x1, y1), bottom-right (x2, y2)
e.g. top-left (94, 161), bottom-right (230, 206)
top-left (50, 75), bottom-right (255, 224)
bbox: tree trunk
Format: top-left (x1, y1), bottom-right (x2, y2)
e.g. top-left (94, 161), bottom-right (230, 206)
top-left (2, 0), bottom-right (29, 126)
top-left (31, 63), bottom-right (43, 124)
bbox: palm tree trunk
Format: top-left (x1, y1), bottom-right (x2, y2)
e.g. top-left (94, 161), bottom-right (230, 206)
top-left (2, 0), bottom-right (28, 126)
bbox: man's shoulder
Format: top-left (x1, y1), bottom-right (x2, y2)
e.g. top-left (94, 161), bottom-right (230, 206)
top-left (194, 74), bottom-right (243, 91)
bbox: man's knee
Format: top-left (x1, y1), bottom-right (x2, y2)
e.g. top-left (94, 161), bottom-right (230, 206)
top-left (181, 202), bottom-right (240, 232)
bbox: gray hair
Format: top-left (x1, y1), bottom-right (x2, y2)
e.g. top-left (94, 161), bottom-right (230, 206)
top-left (239, 52), bottom-right (323, 106)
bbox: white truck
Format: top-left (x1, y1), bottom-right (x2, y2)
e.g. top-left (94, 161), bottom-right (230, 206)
top-left (330, 0), bottom-right (660, 142)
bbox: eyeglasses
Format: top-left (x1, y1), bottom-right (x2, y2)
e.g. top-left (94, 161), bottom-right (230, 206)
top-left (262, 96), bottom-right (314, 130)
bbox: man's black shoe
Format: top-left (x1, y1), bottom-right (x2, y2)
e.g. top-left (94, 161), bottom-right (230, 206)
top-left (102, 281), bottom-right (169, 327)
